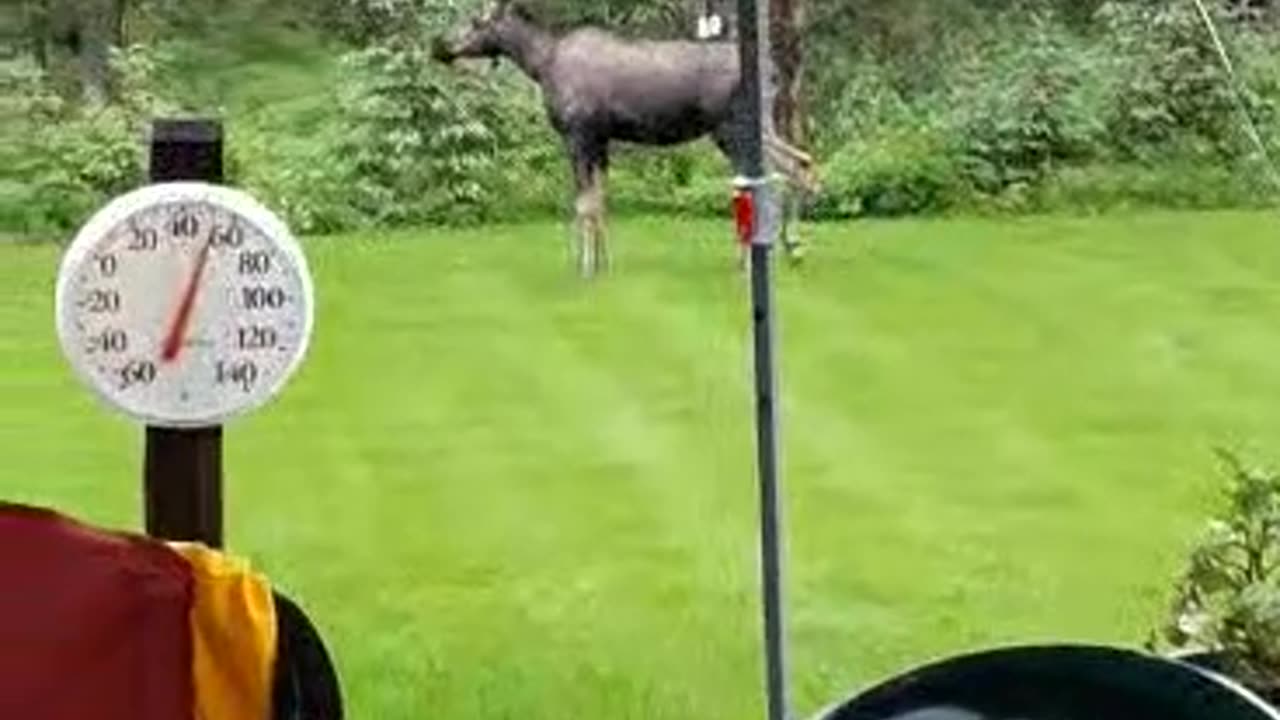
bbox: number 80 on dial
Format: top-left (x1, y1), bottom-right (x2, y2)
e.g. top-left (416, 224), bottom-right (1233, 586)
top-left (55, 182), bottom-right (315, 428)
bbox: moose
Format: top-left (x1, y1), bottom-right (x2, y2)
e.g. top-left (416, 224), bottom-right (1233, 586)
top-left (431, 0), bottom-right (819, 278)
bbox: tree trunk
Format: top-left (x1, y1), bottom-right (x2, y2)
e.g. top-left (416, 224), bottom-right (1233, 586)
top-left (768, 0), bottom-right (806, 151)
top-left (78, 0), bottom-right (112, 105)
top-left (43, 0), bottom-right (123, 106)
top-left (43, 0), bottom-right (78, 98)
top-left (8, 1), bottom-right (43, 65)
top-left (33, 0), bottom-right (50, 68)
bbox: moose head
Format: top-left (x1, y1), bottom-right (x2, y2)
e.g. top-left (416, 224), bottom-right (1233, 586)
top-left (431, 0), bottom-right (538, 65)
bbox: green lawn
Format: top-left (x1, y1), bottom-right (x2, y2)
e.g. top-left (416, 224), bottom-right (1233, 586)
top-left (4, 211), bottom-right (1280, 718)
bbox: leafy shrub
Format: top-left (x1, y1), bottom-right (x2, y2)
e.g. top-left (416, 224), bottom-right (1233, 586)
top-left (812, 125), bottom-right (963, 219)
top-left (1096, 1), bottom-right (1277, 162)
top-left (804, 1), bottom-right (1280, 218)
top-left (0, 44), bottom-right (177, 238)
top-left (329, 0), bottom-right (471, 44)
top-left (1031, 159), bottom-right (1273, 214)
top-left (606, 143), bottom-right (729, 217)
top-left (326, 0), bottom-right (577, 230)
top-left (227, 121), bottom-right (365, 236)
top-left (336, 42), bottom-right (509, 226)
top-left (943, 10), bottom-right (1106, 195)
top-left (1150, 449), bottom-right (1280, 697)
top-left (815, 57), bottom-right (920, 157)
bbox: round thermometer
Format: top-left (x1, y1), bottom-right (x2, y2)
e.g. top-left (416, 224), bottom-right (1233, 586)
top-left (55, 181), bottom-right (314, 428)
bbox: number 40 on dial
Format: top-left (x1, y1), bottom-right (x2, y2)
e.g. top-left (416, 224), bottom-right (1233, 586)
top-left (55, 182), bottom-right (315, 428)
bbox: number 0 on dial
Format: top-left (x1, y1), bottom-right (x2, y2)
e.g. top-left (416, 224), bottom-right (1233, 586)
top-left (55, 182), bottom-right (315, 428)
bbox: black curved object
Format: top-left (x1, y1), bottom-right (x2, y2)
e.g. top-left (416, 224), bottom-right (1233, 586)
top-left (1179, 651), bottom-right (1280, 707)
top-left (271, 591), bottom-right (344, 720)
top-left (811, 644), bottom-right (1280, 720)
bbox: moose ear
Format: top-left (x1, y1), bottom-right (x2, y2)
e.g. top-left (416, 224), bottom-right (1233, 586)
top-left (506, 0), bottom-right (536, 21)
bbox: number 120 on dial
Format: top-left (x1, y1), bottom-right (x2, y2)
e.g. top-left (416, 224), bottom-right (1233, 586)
top-left (56, 182), bottom-right (315, 428)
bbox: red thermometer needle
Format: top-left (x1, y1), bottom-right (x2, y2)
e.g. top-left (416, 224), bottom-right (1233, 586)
top-left (160, 239), bottom-right (213, 363)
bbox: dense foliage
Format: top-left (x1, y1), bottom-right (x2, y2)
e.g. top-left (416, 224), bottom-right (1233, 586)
top-left (5, 0), bottom-right (1280, 238)
top-left (1151, 449), bottom-right (1280, 699)
top-left (813, 2), bottom-right (1280, 217)
top-left (0, 43), bottom-right (176, 235)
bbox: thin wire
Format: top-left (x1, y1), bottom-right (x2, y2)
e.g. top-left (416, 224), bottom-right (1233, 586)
top-left (1189, 0), bottom-right (1280, 195)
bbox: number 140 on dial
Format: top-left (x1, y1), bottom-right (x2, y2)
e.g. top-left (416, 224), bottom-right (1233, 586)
top-left (56, 182), bottom-right (315, 428)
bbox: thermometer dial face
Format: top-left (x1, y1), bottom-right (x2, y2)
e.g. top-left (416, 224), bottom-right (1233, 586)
top-left (55, 182), bottom-right (315, 428)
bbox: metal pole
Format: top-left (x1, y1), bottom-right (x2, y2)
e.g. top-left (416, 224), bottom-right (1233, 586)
top-left (736, 1), bottom-right (790, 719)
top-left (144, 118), bottom-right (225, 548)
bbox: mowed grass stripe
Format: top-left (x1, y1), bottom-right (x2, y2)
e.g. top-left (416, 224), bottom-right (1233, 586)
top-left (780, 213), bottom-right (1280, 699)
top-left (224, 224), bottom-right (757, 718)
top-left (487, 234), bottom-right (769, 718)
top-left (0, 243), bottom-right (140, 525)
top-left (236, 230), bottom-right (685, 717)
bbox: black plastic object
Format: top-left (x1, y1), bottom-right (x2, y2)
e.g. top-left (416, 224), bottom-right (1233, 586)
top-left (272, 591), bottom-right (344, 720)
top-left (1180, 651), bottom-right (1280, 707)
top-left (811, 644), bottom-right (1280, 720)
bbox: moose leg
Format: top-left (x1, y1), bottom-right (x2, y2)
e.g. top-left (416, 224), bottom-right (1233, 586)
top-left (764, 133), bottom-right (819, 264)
top-left (713, 120), bottom-right (819, 269)
top-left (575, 183), bottom-right (597, 279)
top-left (765, 133), bottom-right (817, 190)
top-left (568, 134), bottom-right (607, 279)
top-left (576, 169), bottom-right (608, 277)
top-left (593, 149), bottom-right (611, 274)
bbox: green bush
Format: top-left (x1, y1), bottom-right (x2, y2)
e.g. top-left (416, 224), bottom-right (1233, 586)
top-left (804, 1), bottom-right (1280, 219)
top-left (227, 121), bottom-right (365, 236)
top-left (815, 58), bottom-right (919, 157)
top-left (812, 125), bottom-right (963, 219)
top-left (326, 0), bottom-right (479, 44)
top-left (1031, 158), bottom-right (1273, 214)
top-left (332, 18), bottom-right (571, 229)
top-left (943, 11), bottom-right (1106, 195)
top-left (810, 8), bottom-right (1112, 217)
top-left (0, 45), bottom-right (177, 238)
top-left (605, 143), bottom-right (730, 217)
top-left (1095, 1), bottom-right (1275, 162)
top-left (1150, 449), bottom-right (1280, 698)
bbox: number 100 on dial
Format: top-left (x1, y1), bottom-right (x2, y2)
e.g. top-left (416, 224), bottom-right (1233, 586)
top-left (55, 182), bottom-right (315, 428)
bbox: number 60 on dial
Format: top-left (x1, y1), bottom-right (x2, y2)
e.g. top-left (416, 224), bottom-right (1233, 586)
top-left (55, 182), bottom-right (315, 428)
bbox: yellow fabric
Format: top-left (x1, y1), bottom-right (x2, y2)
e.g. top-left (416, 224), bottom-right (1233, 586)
top-left (169, 542), bottom-right (278, 720)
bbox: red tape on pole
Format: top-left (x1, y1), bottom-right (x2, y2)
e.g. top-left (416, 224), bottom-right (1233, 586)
top-left (734, 188), bottom-right (754, 248)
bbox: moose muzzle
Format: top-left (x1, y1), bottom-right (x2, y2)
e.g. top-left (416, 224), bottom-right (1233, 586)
top-left (430, 37), bottom-right (456, 64)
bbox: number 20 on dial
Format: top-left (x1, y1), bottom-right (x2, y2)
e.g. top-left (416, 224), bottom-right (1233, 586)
top-left (55, 182), bottom-right (315, 428)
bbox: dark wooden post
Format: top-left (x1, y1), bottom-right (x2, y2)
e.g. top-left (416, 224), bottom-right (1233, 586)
top-left (144, 118), bottom-right (224, 548)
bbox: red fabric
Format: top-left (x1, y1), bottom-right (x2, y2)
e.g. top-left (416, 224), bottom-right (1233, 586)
top-left (0, 503), bottom-right (195, 720)
top-left (733, 189), bottom-right (754, 247)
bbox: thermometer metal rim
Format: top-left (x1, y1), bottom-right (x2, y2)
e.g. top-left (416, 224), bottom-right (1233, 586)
top-left (54, 181), bottom-right (316, 428)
